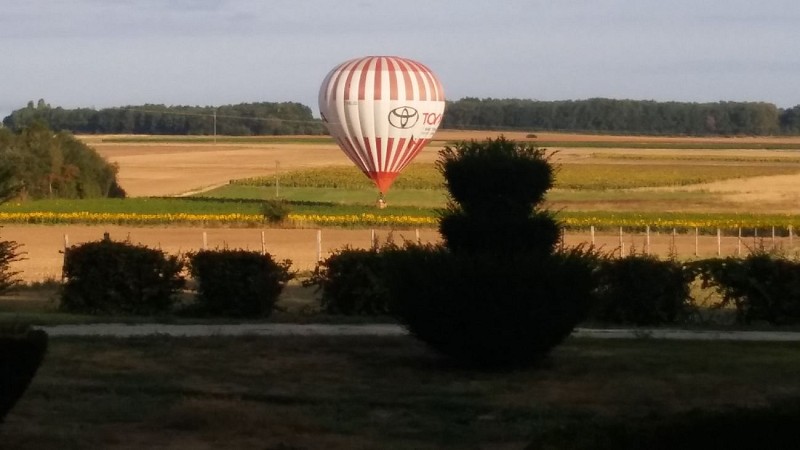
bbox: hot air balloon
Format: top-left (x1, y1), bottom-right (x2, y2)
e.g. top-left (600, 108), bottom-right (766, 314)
top-left (318, 56), bottom-right (446, 205)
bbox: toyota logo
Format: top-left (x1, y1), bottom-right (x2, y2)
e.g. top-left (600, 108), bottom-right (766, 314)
top-left (388, 106), bottom-right (419, 129)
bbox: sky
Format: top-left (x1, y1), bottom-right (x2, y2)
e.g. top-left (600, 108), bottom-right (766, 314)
top-left (2, 0), bottom-right (800, 119)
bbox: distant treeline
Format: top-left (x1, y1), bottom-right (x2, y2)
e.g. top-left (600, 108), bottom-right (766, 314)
top-left (443, 98), bottom-right (800, 136)
top-left (5, 98), bottom-right (800, 136)
top-left (2, 100), bottom-right (325, 135)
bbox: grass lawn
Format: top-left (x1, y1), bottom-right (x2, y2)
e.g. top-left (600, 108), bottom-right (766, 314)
top-left (2, 336), bottom-right (800, 449)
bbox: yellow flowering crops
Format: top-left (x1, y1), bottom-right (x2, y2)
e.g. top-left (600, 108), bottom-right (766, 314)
top-left (0, 211), bottom-right (436, 228)
top-left (1, 211), bottom-right (798, 230)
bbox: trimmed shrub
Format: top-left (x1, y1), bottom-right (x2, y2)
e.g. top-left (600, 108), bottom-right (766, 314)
top-left (691, 251), bottom-right (800, 325)
top-left (437, 137), bottom-right (559, 256)
top-left (0, 324), bottom-right (48, 422)
top-left (592, 254), bottom-right (694, 326)
top-left (304, 246), bottom-right (389, 315)
top-left (383, 137), bottom-right (597, 369)
top-left (188, 249), bottom-right (293, 317)
top-left (384, 244), bottom-right (597, 368)
top-left (439, 209), bottom-right (560, 257)
top-left (0, 234), bottom-right (24, 294)
top-left (260, 200), bottom-right (290, 224)
top-left (61, 237), bottom-right (184, 315)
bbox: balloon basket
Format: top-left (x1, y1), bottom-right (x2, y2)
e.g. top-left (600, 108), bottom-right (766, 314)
top-left (376, 194), bottom-right (387, 209)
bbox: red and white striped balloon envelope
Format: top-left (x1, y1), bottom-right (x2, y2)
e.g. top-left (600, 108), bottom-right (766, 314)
top-left (318, 56), bottom-right (446, 195)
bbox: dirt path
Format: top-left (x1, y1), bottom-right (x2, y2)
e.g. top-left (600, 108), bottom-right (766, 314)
top-left (34, 322), bottom-right (800, 341)
top-left (1, 225), bottom-right (442, 282)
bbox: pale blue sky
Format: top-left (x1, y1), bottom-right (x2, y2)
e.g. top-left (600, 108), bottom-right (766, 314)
top-left (2, 0), bottom-right (799, 119)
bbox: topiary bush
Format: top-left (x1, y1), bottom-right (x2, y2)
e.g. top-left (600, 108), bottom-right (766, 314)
top-left (384, 244), bottom-right (596, 368)
top-left (188, 249), bottom-right (293, 317)
top-left (436, 137), bottom-right (560, 256)
top-left (61, 237), bottom-right (185, 315)
top-left (592, 254), bottom-right (694, 326)
top-left (386, 137), bottom-right (598, 368)
top-left (0, 324), bottom-right (48, 423)
top-left (691, 250), bottom-right (800, 325)
top-left (304, 246), bottom-right (390, 315)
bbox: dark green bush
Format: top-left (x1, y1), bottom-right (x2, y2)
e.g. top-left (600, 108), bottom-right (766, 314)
top-left (61, 238), bottom-right (184, 315)
top-left (304, 246), bottom-right (389, 315)
top-left (0, 324), bottom-right (48, 423)
top-left (592, 254), bottom-right (694, 326)
top-left (381, 137), bottom-right (597, 369)
top-left (188, 249), bottom-right (293, 317)
top-left (691, 250), bottom-right (800, 325)
top-left (436, 137), bottom-right (553, 218)
top-left (439, 209), bottom-right (560, 256)
top-left (384, 244), bottom-right (597, 368)
top-left (437, 137), bottom-right (559, 256)
top-left (260, 200), bottom-right (290, 224)
top-left (0, 234), bottom-right (24, 294)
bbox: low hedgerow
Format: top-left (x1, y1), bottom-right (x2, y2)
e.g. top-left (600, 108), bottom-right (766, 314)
top-left (691, 249), bottom-right (800, 325)
top-left (61, 237), bottom-right (184, 315)
top-left (592, 254), bottom-right (694, 326)
top-left (188, 249), bottom-right (293, 317)
top-left (303, 246), bottom-right (390, 315)
top-left (0, 324), bottom-right (48, 423)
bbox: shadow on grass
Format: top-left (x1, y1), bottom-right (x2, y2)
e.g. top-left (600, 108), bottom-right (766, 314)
top-left (527, 398), bottom-right (800, 450)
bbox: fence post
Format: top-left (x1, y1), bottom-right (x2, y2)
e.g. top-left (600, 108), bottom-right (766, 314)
top-left (790, 225), bottom-right (794, 248)
top-left (590, 225), bottom-right (595, 245)
top-left (261, 231), bottom-right (266, 255)
top-left (415, 228), bottom-right (420, 244)
top-left (316, 229), bottom-right (322, 262)
top-left (202, 231), bottom-right (208, 250)
top-left (645, 225), bottom-right (650, 254)
top-left (619, 227), bottom-right (624, 258)
top-left (671, 228), bottom-right (677, 255)
top-left (737, 227), bottom-right (742, 256)
top-left (694, 227), bottom-right (699, 257)
top-left (62, 234), bottom-right (69, 281)
top-left (717, 228), bottom-right (721, 256)
top-left (371, 229), bottom-right (377, 250)
top-left (772, 226), bottom-right (776, 249)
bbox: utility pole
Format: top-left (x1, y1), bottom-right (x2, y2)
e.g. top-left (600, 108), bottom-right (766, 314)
top-left (212, 111), bottom-right (217, 145)
top-left (275, 160), bottom-right (280, 198)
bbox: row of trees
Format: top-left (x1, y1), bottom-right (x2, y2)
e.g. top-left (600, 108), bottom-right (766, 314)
top-left (0, 123), bottom-right (125, 200)
top-left (443, 98), bottom-right (800, 136)
top-left (2, 100), bottom-right (325, 135)
top-left (5, 98), bottom-right (800, 136)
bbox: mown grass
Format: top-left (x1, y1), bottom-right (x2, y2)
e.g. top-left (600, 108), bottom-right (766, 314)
top-left (5, 195), bottom-right (800, 230)
top-left (2, 336), bottom-right (800, 449)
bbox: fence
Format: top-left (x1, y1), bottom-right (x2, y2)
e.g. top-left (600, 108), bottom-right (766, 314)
top-left (571, 225), bottom-right (797, 258)
top-left (4, 224), bottom-right (797, 283)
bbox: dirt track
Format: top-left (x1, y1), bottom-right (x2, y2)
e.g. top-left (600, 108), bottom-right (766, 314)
top-left (2, 225), bottom-right (442, 282)
top-left (4, 224), bottom-right (790, 282)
